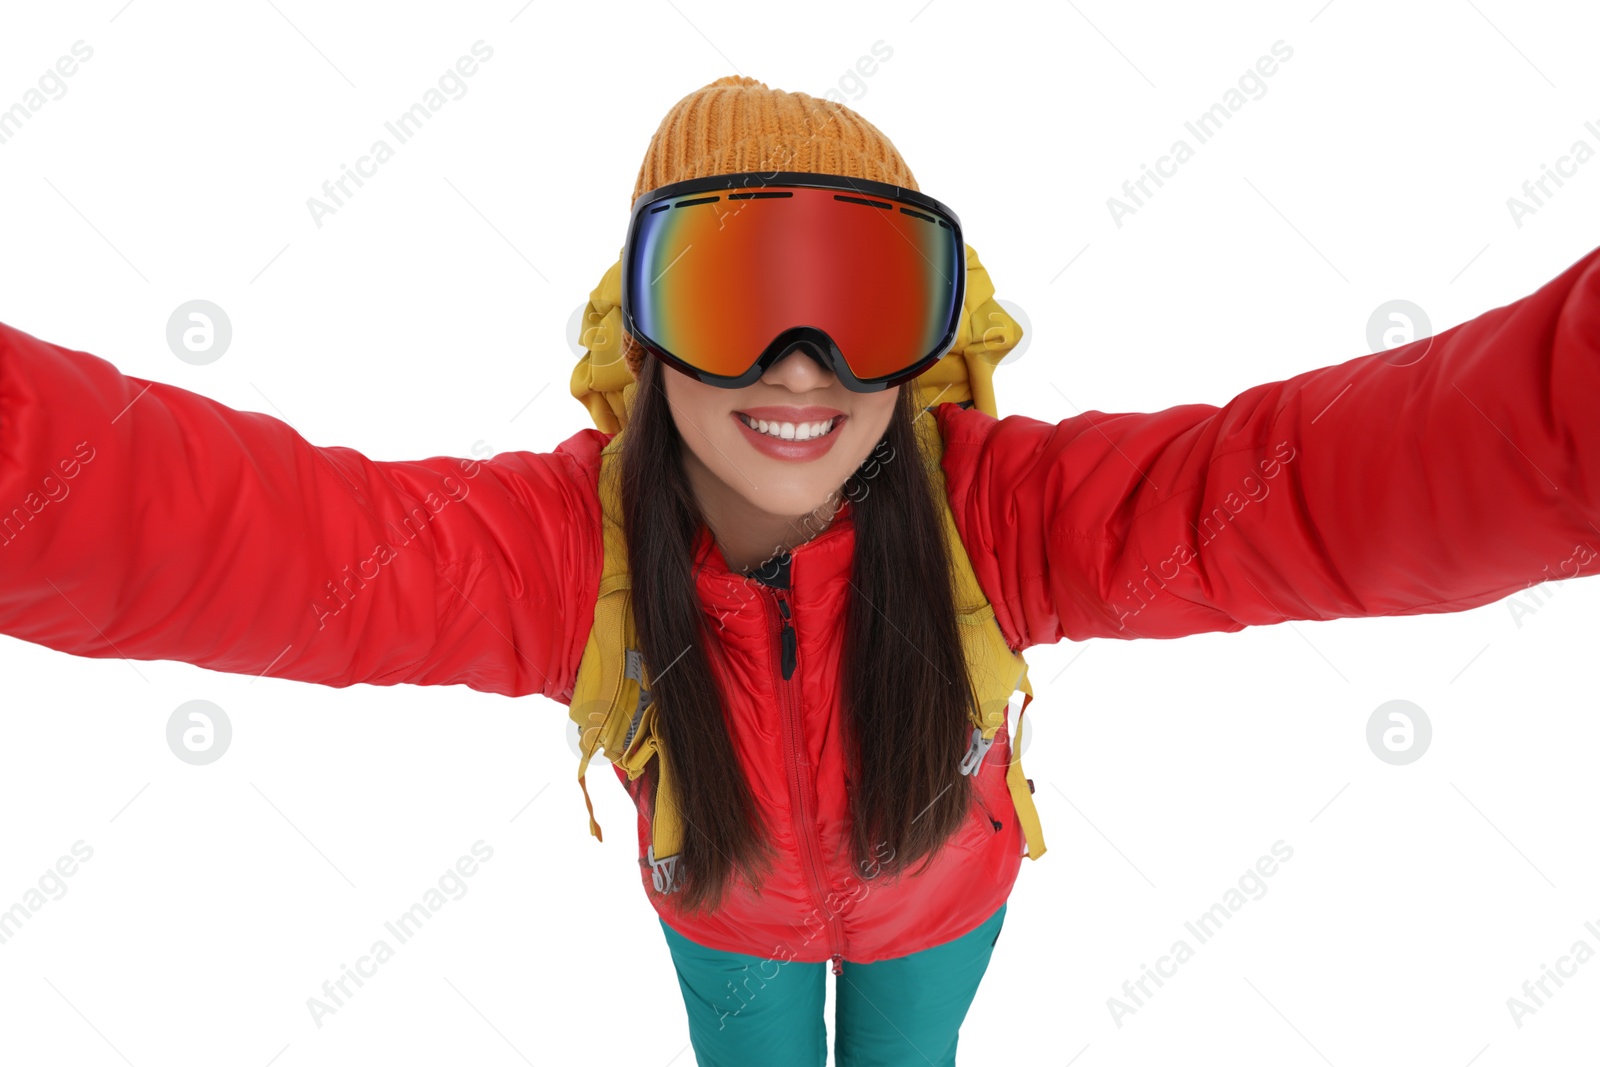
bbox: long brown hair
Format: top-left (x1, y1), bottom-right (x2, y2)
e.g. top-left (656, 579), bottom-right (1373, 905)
top-left (618, 353), bottom-right (981, 916)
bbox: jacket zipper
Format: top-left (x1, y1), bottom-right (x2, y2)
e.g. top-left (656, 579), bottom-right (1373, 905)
top-left (769, 585), bottom-right (848, 975)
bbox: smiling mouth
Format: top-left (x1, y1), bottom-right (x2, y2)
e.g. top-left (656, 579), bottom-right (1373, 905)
top-left (735, 413), bottom-right (843, 441)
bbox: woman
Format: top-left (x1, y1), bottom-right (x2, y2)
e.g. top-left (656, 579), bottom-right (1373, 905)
top-left (2, 75), bottom-right (1598, 1065)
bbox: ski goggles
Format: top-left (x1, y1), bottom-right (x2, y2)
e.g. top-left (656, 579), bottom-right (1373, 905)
top-left (619, 171), bottom-right (966, 392)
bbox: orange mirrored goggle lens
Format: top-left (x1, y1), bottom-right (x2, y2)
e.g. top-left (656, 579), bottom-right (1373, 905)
top-left (623, 184), bottom-right (964, 384)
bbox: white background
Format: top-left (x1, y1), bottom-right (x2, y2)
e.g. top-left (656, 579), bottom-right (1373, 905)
top-left (2, 1), bottom-right (1599, 1064)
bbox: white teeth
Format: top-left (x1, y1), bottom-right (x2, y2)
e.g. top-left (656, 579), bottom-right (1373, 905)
top-left (740, 414), bottom-right (836, 441)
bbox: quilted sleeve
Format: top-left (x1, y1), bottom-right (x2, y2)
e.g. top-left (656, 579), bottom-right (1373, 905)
top-left (937, 243), bottom-right (1600, 648)
top-left (0, 320), bottom-right (602, 699)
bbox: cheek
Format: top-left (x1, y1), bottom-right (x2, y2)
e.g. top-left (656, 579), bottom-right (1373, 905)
top-left (827, 394), bottom-right (898, 480)
top-left (847, 392), bottom-right (898, 452)
top-left (662, 372), bottom-right (726, 449)
top-left (861, 393), bottom-right (899, 436)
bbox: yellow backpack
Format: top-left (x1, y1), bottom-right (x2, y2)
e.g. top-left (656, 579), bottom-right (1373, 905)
top-left (566, 243), bottom-right (1045, 894)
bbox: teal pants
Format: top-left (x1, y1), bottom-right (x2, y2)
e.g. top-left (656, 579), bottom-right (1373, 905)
top-left (659, 902), bottom-right (1006, 1066)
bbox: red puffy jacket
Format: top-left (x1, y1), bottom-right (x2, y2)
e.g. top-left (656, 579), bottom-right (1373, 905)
top-left (3, 245), bottom-right (1599, 966)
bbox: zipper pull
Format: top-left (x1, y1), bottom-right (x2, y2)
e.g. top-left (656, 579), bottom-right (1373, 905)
top-left (778, 595), bottom-right (796, 680)
top-left (830, 952), bottom-right (843, 976)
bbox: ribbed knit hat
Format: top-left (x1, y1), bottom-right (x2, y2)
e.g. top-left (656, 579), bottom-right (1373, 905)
top-left (620, 75), bottom-right (918, 378)
top-left (629, 74), bottom-right (917, 204)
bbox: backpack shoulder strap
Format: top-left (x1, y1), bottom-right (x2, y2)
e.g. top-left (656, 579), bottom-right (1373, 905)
top-left (913, 403), bottom-right (1047, 861)
top-left (568, 431), bottom-right (688, 893)
top-left (568, 431), bottom-right (628, 844)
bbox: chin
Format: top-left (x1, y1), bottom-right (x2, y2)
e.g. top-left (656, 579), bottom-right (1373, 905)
top-left (714, 429), bottom-right (870, 516)
top-left (745, 476), bottom-right (851, 524)
top-left (734, 461), bottom-right (852, 518)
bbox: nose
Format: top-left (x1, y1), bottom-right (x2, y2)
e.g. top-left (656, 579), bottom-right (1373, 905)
top-left (761, 342), bottom-right (834, 388)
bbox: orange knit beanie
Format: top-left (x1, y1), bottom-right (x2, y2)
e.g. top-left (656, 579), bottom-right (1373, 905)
top-left (619, 75), bottom-right (919, 378)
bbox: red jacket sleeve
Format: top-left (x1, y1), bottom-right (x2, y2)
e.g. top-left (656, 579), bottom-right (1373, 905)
top-left (0, 321), bottom-right (603, 698)
top-left (938, 243), bottom-right (1600, 649)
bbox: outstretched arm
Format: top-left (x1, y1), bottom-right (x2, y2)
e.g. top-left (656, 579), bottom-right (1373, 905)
top-left (0, 321), bottom-right (601, 698)
top-left (938, 244), bottom-right (1600, 649)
